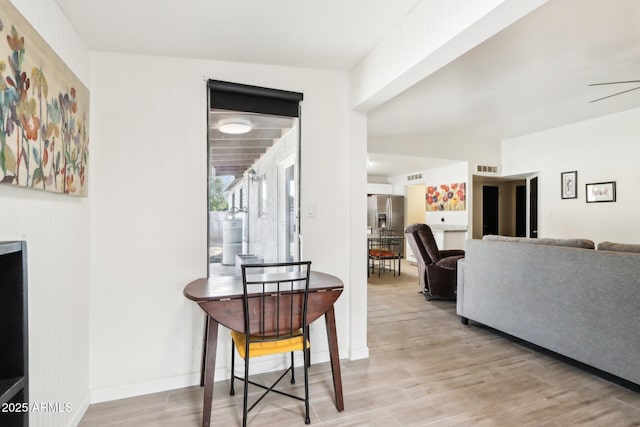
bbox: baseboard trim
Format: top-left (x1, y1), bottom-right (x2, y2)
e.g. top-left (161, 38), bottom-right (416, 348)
top-left (90, 348), bottom-right (359, 404)
top-left (89, 357), bottom-right (312, 404)
top-left (90, 373), bottom-right (202, 404)
top-left (68, 392), bottom-right (91, 427)
top-left (349, 346), bottom-right (369, 360)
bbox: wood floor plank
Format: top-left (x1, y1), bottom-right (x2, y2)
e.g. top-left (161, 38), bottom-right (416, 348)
top-left (80, 261), bottom-right (640, 426)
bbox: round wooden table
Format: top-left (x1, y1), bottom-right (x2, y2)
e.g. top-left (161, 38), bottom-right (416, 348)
top-left (184, 271), bottom-right (345, 427)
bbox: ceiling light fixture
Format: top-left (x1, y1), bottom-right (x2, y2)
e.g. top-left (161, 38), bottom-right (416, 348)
top-left (218, 118), bottom-right (252, 134)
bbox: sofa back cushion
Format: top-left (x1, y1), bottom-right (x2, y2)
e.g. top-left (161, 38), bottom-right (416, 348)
top-left (597, 241), bottom-right (640, 253)
top-left (482, 235), bottom-right (595, 249)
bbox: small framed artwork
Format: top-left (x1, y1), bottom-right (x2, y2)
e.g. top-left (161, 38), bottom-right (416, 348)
top-left (561, 171), bottom-right (578, 199)
top-left (586, 181), bottom-right (616, 203)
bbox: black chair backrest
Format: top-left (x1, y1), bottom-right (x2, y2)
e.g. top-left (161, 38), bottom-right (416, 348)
top-left (369, 237), bottom-right (398, 253)
top-left (379, 228), bottom-right (396, 238)
top-left (240, 261), bottom-right (312, 343)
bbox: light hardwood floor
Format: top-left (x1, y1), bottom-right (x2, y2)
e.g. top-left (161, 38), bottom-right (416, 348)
top-left (80, 262), bottom-right (640, 426)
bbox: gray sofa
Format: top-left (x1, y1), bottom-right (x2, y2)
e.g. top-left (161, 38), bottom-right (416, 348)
top-left (457, 236), bottom-right (640, 386)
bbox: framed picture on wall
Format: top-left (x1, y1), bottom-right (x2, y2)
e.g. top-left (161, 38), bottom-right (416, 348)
top-left (586, 181), bottom-right (616, 203)
top-left (561, 171), bottom-right (578, 199)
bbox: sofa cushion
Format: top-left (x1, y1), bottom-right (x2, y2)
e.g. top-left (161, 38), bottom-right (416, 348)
top-left (482, 235), bottom-right (595, 249)
top-left (597, 241), bottom-right (640, 253)
top-left (529, 237), bottom-right (595, 249)
top-left (482, 235), bottom-right (521, 243)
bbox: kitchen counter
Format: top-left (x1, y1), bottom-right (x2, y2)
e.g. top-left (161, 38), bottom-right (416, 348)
top-left (400, 224), bottom-right (469, 265)
top-left (428, 224), bottom-right (468, 232)
top-left (427, 224), bottom-right (468, 254)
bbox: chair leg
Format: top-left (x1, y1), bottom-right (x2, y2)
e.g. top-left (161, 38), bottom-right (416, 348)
top-left (303, 346), bottom-right (310, 424)
top-left (232, 347), bottom-right (311, 425)
top-left (305, 325), bottom-right (311, 367)
top-left (230, 341), bottom-right (235, 396)
top-left (242, 354), bottom-right (249, 427)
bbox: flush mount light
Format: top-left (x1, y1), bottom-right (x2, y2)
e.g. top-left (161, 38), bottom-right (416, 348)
top-left (218, 118), bottom-right (252, 134)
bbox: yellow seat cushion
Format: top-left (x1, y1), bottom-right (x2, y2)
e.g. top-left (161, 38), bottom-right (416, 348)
top-left (231, 330), bottom-right (309, 359)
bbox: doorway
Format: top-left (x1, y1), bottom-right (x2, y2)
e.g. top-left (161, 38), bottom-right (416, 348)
top-left (530, 176), bottom-right (538, 238)
top-left (472, 175), bottom-right (528, 239)
top-left (404, 184), bottom-right (426, 263)
top-left (482, 186), bottom-right (499, 236)
top-left (278, 155), bottom-right (298, 262)
top-left (515, 185), bottom-right (526, 237)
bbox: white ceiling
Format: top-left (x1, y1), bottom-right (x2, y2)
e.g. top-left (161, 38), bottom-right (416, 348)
top-left (54, 0), bottom-right (422, 70)
top-left (368, 0), bottom-right (640, 142)
top-left (367, 153), bottom-right (458, 180)
top-left (55, 0), bottom-right (640, 180)
top-left (366, 0), bottom-right (640, 178)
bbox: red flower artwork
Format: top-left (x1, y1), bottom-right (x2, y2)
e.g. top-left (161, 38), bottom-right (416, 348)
top-left (425, 182), bottom-right (466, 211)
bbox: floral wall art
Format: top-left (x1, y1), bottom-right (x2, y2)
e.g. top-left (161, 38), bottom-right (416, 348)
top-left (0, 0), bottom-right (89, 196)
top-left (426, 182), bottom-right (466, 211)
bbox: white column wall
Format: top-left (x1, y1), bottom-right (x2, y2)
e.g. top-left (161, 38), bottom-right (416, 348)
top-left (347, 110), bottom-right (369, 360)
top-left (2, 1), bottom-right (91, 425)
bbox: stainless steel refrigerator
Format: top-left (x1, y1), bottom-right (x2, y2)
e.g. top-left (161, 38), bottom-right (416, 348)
top-left (367, 194), bottom-right (405, 238)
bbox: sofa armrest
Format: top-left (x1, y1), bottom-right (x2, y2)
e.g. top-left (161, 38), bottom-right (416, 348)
top-left (456, 259), bottom-right (466, 318)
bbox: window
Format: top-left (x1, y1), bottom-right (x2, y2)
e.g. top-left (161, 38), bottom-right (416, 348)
top-left (207, 80), bottom-right (303, 275)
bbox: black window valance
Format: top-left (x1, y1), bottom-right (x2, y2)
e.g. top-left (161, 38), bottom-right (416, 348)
top-left (208, 79), bottom-right (303, 117)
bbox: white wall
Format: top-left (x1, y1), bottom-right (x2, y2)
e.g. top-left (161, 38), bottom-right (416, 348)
top-left (502, 107), bottom-right (640, 244)
top-left (372, 130), bottom-right (500, 233)
top-left (1, 0), bottom-right (91, 425)
top-left (423, 162), bottom-right (469, 226)
top-left (248, 127), bottom-right (296, 262)
top-left (391, 162), bottom-right (469, 226)
top-left (88, 52), bottom-right (364, 401)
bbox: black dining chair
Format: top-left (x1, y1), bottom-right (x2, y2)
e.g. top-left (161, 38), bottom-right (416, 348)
top-left (368, 232), bottom-right (401, 278)
top-left (230, 261), bottom-right (312, 426)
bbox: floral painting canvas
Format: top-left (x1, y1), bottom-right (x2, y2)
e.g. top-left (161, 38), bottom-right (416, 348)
top-left (426, 183), bottom-right (466, 211)
top-left (0, 0), bottom-right (89, 196)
